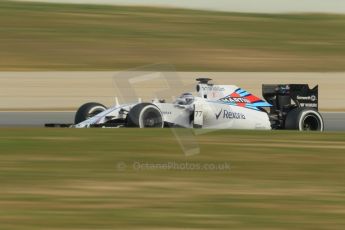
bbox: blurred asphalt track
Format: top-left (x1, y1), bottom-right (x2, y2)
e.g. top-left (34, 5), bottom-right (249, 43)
top-left (0, 111), bottom-right (344, 131)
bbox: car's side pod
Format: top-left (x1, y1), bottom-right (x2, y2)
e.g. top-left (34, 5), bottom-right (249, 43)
top-left (262, 84), bottom-right (323, 131)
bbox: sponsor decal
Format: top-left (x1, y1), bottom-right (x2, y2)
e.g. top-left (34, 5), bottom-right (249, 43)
top-left (297, 95), bottom-right (317, 102)
top-left (201, 86), bottom-right (225, 91)
top-left (300, 103), bottom-right (317, 108)
top-left (215, 88), bottom-right (271, 111)
top-left (213, 86), bottom-right (225, 91)
top-left (220, 97), bottom-right (250, 104)
top-left (215, 109), bottom-right (222, 119)
top-left (310, 95), bottom-right (317, 102)
top-left (215, 109), bottom-right (246, 120)
top-left (162, 111), bottom-right (172, 115)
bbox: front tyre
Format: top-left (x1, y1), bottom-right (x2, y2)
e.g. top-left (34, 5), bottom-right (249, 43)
top-left (284, 108), bottom-right (324, 131)
top-left (74, 102), bottom-right (107, 124)
top-left (127, 103), bottom-right (163, 128)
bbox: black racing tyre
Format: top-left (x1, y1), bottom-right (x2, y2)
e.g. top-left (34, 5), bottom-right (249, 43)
top-left (74, 102), bottom-right (107, 124)
top-left (284, 108), bottom-right (324, 131)
top-left (127, 103), bottom-right (163, 128)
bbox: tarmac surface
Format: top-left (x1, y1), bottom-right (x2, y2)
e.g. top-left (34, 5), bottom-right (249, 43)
top-left (0, 111), bottom-right (344, 131)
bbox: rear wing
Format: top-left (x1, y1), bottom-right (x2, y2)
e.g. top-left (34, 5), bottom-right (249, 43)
top-left (262, 84), bottom-right (318, 110)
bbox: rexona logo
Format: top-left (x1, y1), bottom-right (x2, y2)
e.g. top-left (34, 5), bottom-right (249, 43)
top-left (215, 109), bottom-right (246, 120)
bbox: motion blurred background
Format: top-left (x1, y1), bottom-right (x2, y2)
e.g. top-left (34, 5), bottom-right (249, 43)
top-left (1, 0), bottom-right (345, 71)
top-left (1, 2), bottom-right (345, 230)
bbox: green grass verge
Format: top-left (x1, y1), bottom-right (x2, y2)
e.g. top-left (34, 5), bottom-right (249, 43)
top-left (0, 1), bottom-right (345, 71)
top-left (0, 128), bottom-right (345, 229)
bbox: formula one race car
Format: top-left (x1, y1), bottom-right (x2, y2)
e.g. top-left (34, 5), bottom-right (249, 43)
top-left (46, 78), bottom-right (324, 131)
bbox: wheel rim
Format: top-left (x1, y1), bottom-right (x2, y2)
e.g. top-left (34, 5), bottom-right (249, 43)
top-left (141, 109), bottom-right (163, 128)
top-left (302, 114), bottom-right (321, 131)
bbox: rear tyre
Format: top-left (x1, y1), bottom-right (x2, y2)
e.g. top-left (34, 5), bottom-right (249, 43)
top-left (74, 102), bottom-right (107, 124)
top-left (127, 103), bottom-right (163, 128)
top-left (284, 108), bottom-right (324, 131)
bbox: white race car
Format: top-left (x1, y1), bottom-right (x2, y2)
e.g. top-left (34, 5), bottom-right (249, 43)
top-left (46, 78), bottom-right (324, 131)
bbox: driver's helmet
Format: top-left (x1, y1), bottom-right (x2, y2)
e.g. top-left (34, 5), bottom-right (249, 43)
top-left (177, 93), bottom-right (194, 105)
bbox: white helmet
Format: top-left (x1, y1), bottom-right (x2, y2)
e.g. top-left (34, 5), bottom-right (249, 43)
top-left (177, 93), bottom-right (194, 105)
